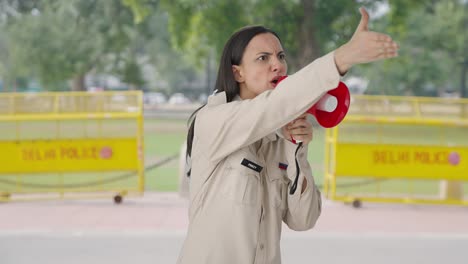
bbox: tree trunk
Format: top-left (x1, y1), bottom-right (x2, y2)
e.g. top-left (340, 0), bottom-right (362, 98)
top-left (462, 2), bottom-right (468, 98)
top-left (11, 79), bottom-right (17, 92)
top-left (462, 61), bottom-right (467, 98)
top-left (206, 51), bottom-right (212, 96)
top-left (296, 0), bottom-right (320, 69)
top-left (71, 74), bottom-right (86, 91)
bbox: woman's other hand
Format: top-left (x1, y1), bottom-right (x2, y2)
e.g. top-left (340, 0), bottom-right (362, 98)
top-left (334, 7), bottom-right (399, 74)
top-left (282, 113), bottom-right (313, 145)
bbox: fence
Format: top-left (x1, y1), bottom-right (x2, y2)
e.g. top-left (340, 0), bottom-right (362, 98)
top-left (0, 91), bottom-right (144, 203)
top-left (324, 95), bottom-right (468, 207)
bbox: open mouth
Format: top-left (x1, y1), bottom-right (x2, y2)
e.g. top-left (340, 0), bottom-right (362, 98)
top-left (271, 75), bottom-right (286, 88)
top-left (271, 76), bottom-right (281, 87)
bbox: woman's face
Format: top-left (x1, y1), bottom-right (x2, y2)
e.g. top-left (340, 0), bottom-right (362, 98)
top-left (233, 33), bottom-right (288, 99)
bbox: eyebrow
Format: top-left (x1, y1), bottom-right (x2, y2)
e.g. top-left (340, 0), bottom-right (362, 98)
top-left (256, 51), bottom-right (285, 56)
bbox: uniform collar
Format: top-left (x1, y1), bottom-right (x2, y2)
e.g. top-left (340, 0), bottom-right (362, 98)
top-left (207, 91), bottom-right (242, 106)
top-left (206, 91), bottom-right (227, 106)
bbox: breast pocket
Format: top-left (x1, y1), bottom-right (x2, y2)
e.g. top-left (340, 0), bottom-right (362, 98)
top-left (266, 163), bottom-right (289, 210)
top-left (221, 157), bottom-right (261, 206)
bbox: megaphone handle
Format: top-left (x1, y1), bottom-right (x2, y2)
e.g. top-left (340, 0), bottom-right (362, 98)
top-left (290, 136), bottom-right (302, 144)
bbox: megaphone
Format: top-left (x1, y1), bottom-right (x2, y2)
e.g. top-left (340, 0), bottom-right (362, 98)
top-left (277, 75), bottom-right (350, 128)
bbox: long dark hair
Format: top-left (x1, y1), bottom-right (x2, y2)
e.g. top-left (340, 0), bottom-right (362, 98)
top-left (185, 25), bottom-right (281, 176)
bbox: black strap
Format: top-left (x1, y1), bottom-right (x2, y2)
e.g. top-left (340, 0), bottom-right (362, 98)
top-left (289, 142), bottom-right (303, 195)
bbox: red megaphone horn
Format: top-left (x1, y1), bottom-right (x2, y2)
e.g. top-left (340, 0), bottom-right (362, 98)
top-left (276, 75), bottom-right (350, 128)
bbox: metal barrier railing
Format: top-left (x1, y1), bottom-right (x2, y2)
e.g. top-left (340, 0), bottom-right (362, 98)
top-left (0, 91), bottom-right (144, 203)
top-left (324, 95), bottom-right (468, 207)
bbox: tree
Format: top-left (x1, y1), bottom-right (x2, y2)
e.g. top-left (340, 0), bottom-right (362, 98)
top-left (0, 0), bottom-right (40, 91)
top-left (3, 0), bottom-right (149, 91)
top-left (359, 0), bottom-right (466, 96)
top-left (121, 0), bottom-right (154, 24)
top-left (0, 27), bottom-right (15, 91)
top-left (161, 0), bottom-right (388, 72)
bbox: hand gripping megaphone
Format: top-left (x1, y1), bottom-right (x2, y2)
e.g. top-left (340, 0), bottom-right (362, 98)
top-left (277, 75), bottom-right (350, 128)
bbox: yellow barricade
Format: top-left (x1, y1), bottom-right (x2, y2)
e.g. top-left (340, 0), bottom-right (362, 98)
top-left (324, 95), bottom-right (468, 207)
top-left (0, 91), bottom-right (144, 203)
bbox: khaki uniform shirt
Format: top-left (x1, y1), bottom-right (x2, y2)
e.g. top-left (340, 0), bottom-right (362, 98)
top-left (177, 51), bottom-right (341, 264)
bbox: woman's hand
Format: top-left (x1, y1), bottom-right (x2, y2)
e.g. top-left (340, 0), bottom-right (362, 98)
top-left (282, 113), bottom-right (313, 145)
top-left (334, 7), bottom-right (399, 74)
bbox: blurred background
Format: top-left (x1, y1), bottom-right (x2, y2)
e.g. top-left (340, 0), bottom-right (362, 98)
top-left (1, 0), bottom-right (466, 97)
top-left (0, 0), bottom-right (466, 193)
top-left (0, 0), bottom-right (467, 263)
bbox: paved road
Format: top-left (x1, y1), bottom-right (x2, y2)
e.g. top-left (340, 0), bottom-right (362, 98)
top-left (1, 231), bottom-right (466, 264)
top-left (1, 192), bottom-right (467, 264)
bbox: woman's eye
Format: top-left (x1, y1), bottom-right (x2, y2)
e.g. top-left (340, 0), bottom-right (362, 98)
top-left (279, 53), bottom-right (286, 60)
top-left (258, 55), bottom-right (267, 61)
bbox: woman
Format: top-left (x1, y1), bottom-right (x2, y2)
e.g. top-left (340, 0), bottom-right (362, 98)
top-left (178, 7), bottom-right (398, 264)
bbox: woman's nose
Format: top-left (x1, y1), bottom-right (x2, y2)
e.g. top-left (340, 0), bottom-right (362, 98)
top-left (271, 58), bottom-right (285, 73)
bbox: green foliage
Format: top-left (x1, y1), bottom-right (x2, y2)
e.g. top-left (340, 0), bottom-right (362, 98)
top-left (160, 0), bottom-right (249, 68)
top-left (161, 0), bottom-right (383, 70)
top-left (140, 9), bottom-right (203, 94)
top-left (360, 0), bottom-right (465, 96)
top-left (1, 0), bottom-right (465, 96)
top-left (160, 0), bottom-right (465, 96)
top-left (0, 0), bottom-right (200, 93)
top-left (2, 0), bottom-right (148, 90)
top-left (121, 59), bottom-right (145, 89)
top-left (122, 0), bottom-right (155, 24)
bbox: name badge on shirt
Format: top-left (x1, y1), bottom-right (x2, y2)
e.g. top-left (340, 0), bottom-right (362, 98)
top-left (241, 158), bottom-right (263, 173)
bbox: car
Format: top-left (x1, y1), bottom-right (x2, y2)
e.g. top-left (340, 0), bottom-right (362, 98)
top-left (168, 93), bottom-right (190, 104)
top-left (144, 92), bottom-right (167, 105)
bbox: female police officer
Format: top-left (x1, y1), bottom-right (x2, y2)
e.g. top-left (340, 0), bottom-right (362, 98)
top-left (178, 7), bottom-right (399, 264)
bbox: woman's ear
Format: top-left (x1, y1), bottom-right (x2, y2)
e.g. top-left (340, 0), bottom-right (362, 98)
top-left (232, 65), bottom-right (244, 83)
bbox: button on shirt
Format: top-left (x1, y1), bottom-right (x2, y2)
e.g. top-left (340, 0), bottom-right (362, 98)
top-left (177, 51), bottom-right (340, 264)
